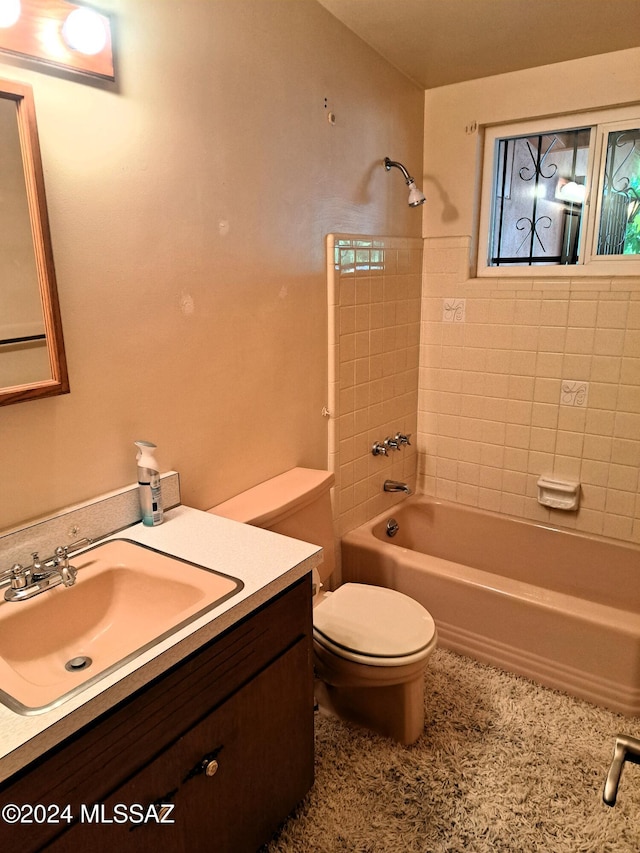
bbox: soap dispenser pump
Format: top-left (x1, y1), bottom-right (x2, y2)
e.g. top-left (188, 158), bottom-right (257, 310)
top-left (135, 440), bottom-right (163, 526)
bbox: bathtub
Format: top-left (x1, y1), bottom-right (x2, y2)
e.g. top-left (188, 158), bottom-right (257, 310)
top-left (341, 496), bottom-right (640, 716)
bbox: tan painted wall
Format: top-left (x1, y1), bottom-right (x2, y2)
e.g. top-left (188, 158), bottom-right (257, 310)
top-left (423, 47), bottom-right (640, 242)
top-left (0, 0), bottom-right (423, 532)
top-left (420, 50), bottom-right (640, 544)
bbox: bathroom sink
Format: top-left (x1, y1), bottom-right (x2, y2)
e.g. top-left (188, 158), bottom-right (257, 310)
top-left (0, 539), bottom-right (243, 714)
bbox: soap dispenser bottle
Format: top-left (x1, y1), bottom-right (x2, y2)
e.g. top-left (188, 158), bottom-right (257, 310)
top-left (135, 440), bottom-right (163, 526)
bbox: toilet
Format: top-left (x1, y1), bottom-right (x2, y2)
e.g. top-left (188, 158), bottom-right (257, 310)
top-left (209, 468), bottom-right (437, 744)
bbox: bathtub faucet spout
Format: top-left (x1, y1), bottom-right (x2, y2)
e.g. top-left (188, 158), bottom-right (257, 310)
top-left (383, 480), bottom-right (412, 495)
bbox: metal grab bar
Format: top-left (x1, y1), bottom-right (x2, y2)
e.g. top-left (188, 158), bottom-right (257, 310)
top-left (603, 734), bottom-right (640, 806)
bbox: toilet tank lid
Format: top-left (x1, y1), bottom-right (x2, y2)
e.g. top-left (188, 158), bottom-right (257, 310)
top-left (209, 467), bottom-right (335, 527)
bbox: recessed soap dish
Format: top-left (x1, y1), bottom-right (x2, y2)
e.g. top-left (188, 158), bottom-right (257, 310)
top-left (537, 477), bottom-right (580, 511)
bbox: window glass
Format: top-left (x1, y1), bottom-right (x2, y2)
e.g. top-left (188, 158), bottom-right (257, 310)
top-left (596, 128), bottom-right (640, 256)
top-left (489, 128), bottom-right (591, 267)
top-left (479, 108), bottom-right (640, 277)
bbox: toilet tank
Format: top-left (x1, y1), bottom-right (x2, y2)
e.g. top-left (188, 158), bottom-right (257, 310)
top-left (209, 468), bottom-right (336, 582)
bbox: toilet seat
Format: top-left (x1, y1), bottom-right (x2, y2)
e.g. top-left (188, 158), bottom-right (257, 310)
top-left (313, 583), bottom-right (436, 667)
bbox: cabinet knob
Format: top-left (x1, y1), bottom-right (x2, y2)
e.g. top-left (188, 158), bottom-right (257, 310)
top-left (204, 758), bottom-right (219, 777)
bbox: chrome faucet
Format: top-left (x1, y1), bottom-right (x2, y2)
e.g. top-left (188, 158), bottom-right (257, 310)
top-left (0, 539), bottom-right (91, 602)
top-left (383, 480), bottom-right (412, 495)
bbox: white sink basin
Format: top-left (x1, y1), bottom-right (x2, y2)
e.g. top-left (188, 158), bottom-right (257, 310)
top-left (0, 539), bottom-right (243, 714)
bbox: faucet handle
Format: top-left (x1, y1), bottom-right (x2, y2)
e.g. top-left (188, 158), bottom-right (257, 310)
top-left (60, 565), bottom-right (77, 587)
top-left (394, 432), bottom-right (412, 447)
top-left (0, 564), bottom-right (28, 590)
top-left (55, 546), bottom-right (70, 569)
top-left (10, 564), bottom-right (29, 590)
top-left (383, 436), bottom-right (400, 452)
top-left (372, 442), bottom-right (388, 456)
top-left (54, 546), bottom-right (78, 587)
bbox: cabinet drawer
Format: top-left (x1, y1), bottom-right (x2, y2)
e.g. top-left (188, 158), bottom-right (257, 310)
top-left (50, 637), bottom-right (314, 853)
top-left (0, 576), bottom-right (312, 852)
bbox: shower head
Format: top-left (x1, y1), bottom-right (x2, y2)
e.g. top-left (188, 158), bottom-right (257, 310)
top-left (384, 157), bottom-right (426, 207)
top-left (407, 180), bottom-right (426, 207)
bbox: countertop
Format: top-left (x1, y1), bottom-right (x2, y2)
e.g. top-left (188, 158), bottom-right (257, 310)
top-left (0, 504), bottom-right (322, 785)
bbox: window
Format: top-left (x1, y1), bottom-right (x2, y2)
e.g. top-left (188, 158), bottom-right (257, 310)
top-left (477, 107), bottom-right (640, 277)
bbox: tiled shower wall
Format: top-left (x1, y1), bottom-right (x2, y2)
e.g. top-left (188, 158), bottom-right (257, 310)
top-left (418, 236), bottom-right (640, 545)
top-left (327, 235), bottom-right (422, 540)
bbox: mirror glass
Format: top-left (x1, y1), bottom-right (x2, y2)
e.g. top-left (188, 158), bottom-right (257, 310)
top-left (0, 78), bottom-right (68, 406)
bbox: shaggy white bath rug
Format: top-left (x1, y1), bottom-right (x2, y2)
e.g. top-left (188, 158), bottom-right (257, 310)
top-left (263, 649), bottom-right (640, 853)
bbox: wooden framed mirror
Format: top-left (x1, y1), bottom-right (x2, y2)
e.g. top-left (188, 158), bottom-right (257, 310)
top-left (0, 77), bottom-right (69, 406)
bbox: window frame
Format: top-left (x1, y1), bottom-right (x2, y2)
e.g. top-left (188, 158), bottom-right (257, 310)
top-left (476, 105), bottom-right (640, 278)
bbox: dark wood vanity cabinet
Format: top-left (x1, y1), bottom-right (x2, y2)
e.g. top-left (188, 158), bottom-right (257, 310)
top-left (0, 576), bottom-right (314, 853)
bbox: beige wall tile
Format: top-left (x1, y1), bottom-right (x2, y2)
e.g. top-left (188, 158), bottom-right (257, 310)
top-left (557, 407), bottom-right (587, 431)
top-left (585, 408), bottom-right (615, 435)
top-left (625, 330), bottom-right (640, 356)
top-left (627, 302), bottom-right (640, 329)
top-left (568, 300), bottom-right (598, 327)
top-left (335, 223), bottom-right (639, 549)
top-left (330, 235), bottom-right (423, 539)
top-left (538, 326), bottom-right (566, 352)
top-left (536, 352), bottom-right (563, 378)
top-left (611, 438), bottom-right (640, 467)
top-left (594, 328), bottom-right (626, 356)
top-left (589, 383), bottom-right (619, 410)
top-left (575, 508), bottom-right (604, 534)
top-left (606, 488), bottom-right (636, 517)
top-left (608, 464), bottom-right (639, 492)
top-left (540, 300), bottom-right (569, 326)
top-left (530, 428), bottom-right (556, 453)
top-left (534, 378), bottom-right (561, 403)
top-left (615, 411), bottom-right (640, 440)
top-left (529, 450), bottom-right (554, 474)
top-left (581, 460), bottom-right (610, 487)
top-left (603, 515), bottom-right (634, 540)
top-left (555, 431), bottom-right (585, 457)
top-left (581, 484), bottom-right (606, 511)
top-left (618, 386), bottom-right (640, 413)
top-left (597, 299), bottom-right (629, 329)
top-left (417, 235), bottom-right (640, 547)
top-left (621, 358), bottom-right (640, 384)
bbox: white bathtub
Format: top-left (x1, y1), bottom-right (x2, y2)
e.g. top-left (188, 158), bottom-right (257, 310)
top-left (341, 496), bottom-right (640, 716)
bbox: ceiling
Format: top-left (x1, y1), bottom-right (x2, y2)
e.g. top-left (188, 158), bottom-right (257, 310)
top-left (316, 0), bottom-right (640, 89)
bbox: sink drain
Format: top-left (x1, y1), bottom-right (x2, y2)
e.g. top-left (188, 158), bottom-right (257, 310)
top-left (65, 656), bottom-right (92, 672)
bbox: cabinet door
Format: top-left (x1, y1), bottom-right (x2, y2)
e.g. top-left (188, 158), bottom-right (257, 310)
top-left (49, 636), bottom-right (314, 853)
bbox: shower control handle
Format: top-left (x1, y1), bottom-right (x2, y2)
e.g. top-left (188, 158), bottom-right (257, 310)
top-left (372, 433), bottom-right (410, 456)
top-left (394, 432), bottom-right (412, 447)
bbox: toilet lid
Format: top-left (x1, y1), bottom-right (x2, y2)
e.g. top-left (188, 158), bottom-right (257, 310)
top-left (313, 583), bottom-right (435, 658)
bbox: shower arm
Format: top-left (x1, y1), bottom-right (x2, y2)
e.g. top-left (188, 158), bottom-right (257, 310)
top-left (384, 157), bottom-right (414, 185)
